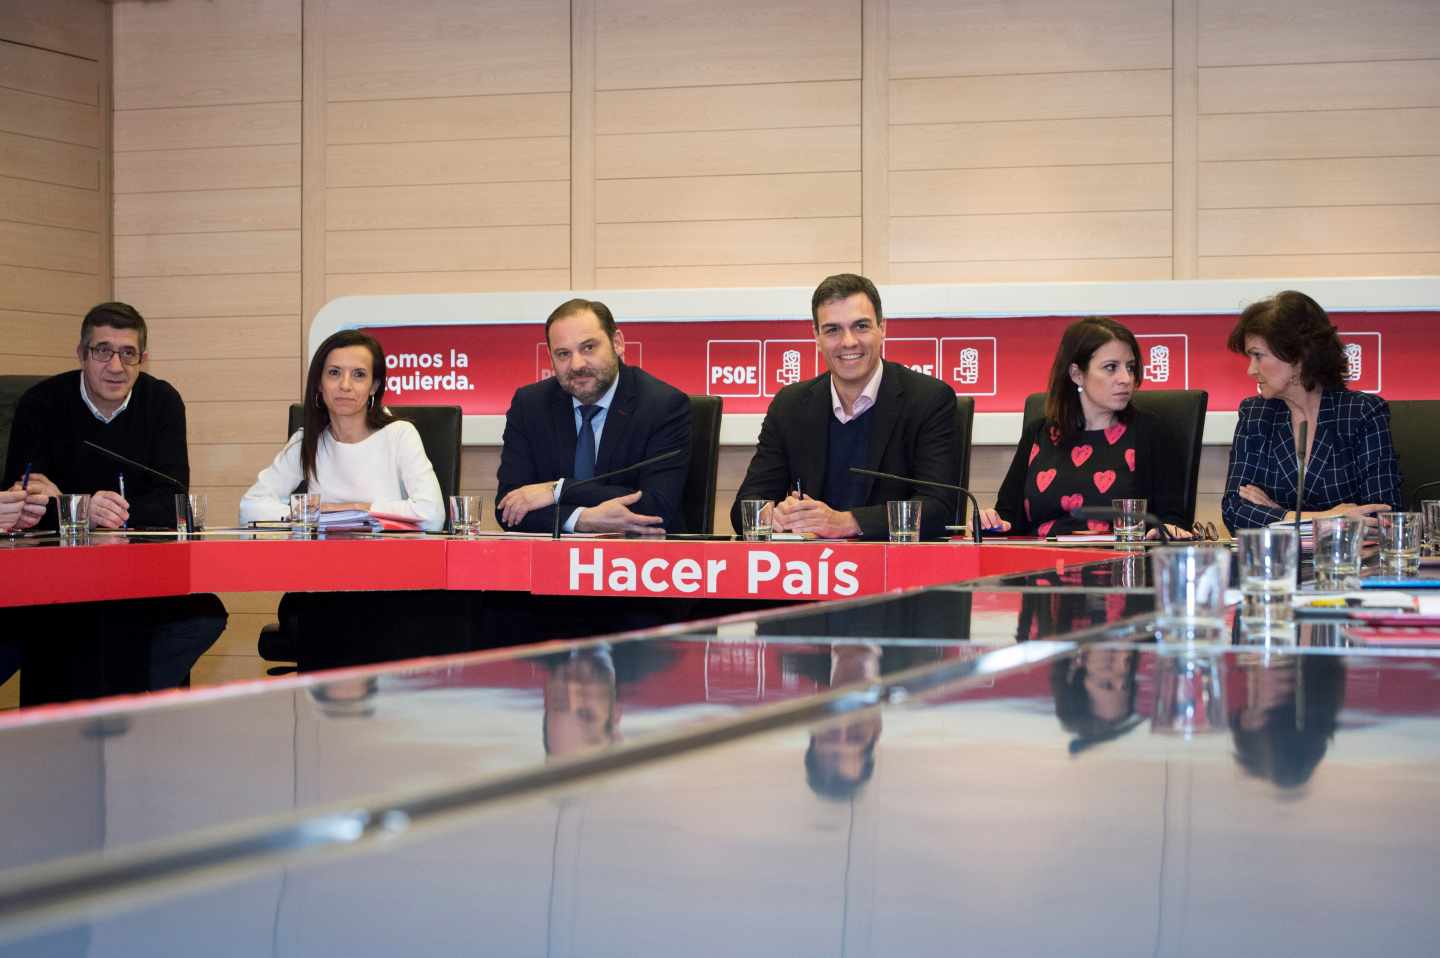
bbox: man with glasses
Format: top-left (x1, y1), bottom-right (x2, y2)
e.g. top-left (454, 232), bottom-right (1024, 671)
top-left (4, 302), bottom-right (187, 529)
top-left (1, 302), bottom-right (224, 702)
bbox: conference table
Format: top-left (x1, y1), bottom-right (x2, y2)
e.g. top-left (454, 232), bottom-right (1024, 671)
top-left (1, 533), bottom-right (1438, 956)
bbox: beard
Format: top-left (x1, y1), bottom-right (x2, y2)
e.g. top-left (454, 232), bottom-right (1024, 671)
top-left (560, 358), bottom-right (619, 404)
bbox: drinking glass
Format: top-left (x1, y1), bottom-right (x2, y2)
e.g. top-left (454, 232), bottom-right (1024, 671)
top-left (739, 499), bottom-right (771, 541)
top-left (1151, 545), bottom-right (1231, 631)
top-left (1236, 527), bottom-right (1298, 623)
top-left (1311, 516), bottom-right (1365, 589)
top-left (175, 493), bottom-right (207, 535)
top-left (886, 499), bottom-right (923, 543)
top-left (1422, 500), bottom-right (1440, 554)
top-left (57, 493), bottom-right (90, 540)
top-left (290, 493), bottom-right (321, 534)
top-left (1112, 498), bottom-right (1147, 546)
top-left (1378, 511), bottom-right (1423, 575)
top-left (448, 495), bottom-right (481, 537)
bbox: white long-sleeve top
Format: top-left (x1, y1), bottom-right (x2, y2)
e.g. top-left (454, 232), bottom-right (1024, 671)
top-left (238, 419), bottom-right (445, 531)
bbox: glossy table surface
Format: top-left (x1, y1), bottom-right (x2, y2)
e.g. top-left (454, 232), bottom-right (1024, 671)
top-left (2, 550), bottom-right (1439, 956)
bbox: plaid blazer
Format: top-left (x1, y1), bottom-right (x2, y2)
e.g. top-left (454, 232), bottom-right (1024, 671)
top-left (1221, 389), bottom-right (1403, 532)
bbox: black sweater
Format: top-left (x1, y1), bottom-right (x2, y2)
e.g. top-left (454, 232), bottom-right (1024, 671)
top-left (3, 370), bottom-right (190, 529)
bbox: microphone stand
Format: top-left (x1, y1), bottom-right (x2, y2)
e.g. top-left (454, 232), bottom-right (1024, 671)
top-left (1295, 421), bottom-right (1308, 590)
top-left (83, 440), bottom-right (192, 531)
top-left (848, 467), bottom-right (982, 544)
top-left (1069, 505), bottom-right (1172, 544)
top-left (550, 448), bottom-right (683, 539)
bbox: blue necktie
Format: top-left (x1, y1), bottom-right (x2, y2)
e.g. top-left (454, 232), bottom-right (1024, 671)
top-left (574, 404), bottom-right (601, 480)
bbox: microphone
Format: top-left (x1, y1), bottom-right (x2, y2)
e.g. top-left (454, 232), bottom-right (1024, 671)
top-left (82, 440), bottom-right (190, 531)
top-left (550, 448), bottom-right (684, 538)
top-left (1409, 480), bottom-right (1440, 511)
top-left (1069, 505), bottom-right (1171, 544)
top-left (1295, 420), bottom-right (1308, 588)
top-left (848, 466), bottom-right (981, 544)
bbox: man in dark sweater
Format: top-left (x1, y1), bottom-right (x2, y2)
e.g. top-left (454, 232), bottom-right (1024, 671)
top-left (2, 302), bottom-right (225, 703)
top-left (731, 274), bottom-right (959, 540)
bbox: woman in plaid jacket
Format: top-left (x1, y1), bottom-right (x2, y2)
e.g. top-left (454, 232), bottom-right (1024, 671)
top-left (1222, 290), bottom-right (1402, 533)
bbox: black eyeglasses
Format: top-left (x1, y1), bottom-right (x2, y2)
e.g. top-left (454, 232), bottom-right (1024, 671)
top-left (87, 344), bottom-right (142, 365)
top-left (1191, 521), bottom-right (1220, 541)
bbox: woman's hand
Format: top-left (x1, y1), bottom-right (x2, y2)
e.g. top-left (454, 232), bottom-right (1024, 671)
top-left (1238, 484), bottom-right (1282, 510)
top-left (976, 508), bottom-right (1011, 534)
top-left (1146, 524), bottom-right (1193, 540)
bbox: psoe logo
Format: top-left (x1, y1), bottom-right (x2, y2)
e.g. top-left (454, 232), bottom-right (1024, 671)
top-left (1337, 332), bottom-right (1382, 393)
top-left (1134, 334), bottom-right (1188, 389)
top-left (706, 340), bottom-right (762, 397)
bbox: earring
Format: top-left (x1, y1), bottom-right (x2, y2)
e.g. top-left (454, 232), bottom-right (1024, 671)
top-left (1076, 385), bottom-right (1082, 395)
top-left (368, 394), bottom-right (375, 409)
top-left (314, 393), bottom-right (322, 408)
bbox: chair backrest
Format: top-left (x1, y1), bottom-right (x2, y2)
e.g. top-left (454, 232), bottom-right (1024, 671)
top-left (683, 395), bottom-right (722, 535)
top-left (1022, 389), bottom-right (1209, 526)
top-left (286, 404), bottom-right (464, 519)
top-left (0, 375), bottom-right (45, 477)
top-left (1387, 399), bottom-right (1440, 509)
top-left (954, 395), bottom-right (975, 527)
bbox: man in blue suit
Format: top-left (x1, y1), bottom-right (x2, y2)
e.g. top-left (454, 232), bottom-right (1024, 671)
top-left (496, 298), bottom-right (691, 534)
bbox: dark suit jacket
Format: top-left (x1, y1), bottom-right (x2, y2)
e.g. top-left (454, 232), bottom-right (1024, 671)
top-left (731, 361), bottom-right (959, 539)
top-left (495, 363), bottom-right (691, 533)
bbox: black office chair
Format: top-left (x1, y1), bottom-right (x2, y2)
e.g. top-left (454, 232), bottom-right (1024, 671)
top-left (1022, 389), bottom-right (1209, 526)
top-left (1387, 400), bottom-right (1440, 509)
top-left (683, 395), bottom-right (722, 534)
top-left (0, 375), bottom-right (45, 475)
top-left (954, 396), bottom-right (975, 529)
top-left (259, 404), bottom-right (464, 671)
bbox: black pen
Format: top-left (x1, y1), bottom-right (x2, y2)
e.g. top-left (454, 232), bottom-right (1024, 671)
top-left (792, 478), bottom-right (802, 498)
top-left (20, 462), bottom-right (30, 490)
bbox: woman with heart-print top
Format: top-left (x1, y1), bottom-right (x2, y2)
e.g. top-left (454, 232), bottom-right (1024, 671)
top-left (978, 317), bottom-right (1192, 538)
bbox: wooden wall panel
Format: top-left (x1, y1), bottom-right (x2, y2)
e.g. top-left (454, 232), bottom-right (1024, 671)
top-left (893, 212), bottom-right (1171, 263)
top-left (594, 262), bottom-right (863, 290)
top-left (1199, 110), bottom-right (1440, 162)
top-left (325, 139), bottom-right (568, 188)
top-left (891, 70), bottom-right (1170, 124)
top-left (326, 270), bottom-right (572, 298)
top-left (891, 166), bottom-right (1171, 216)
top-left (327, 93), bottom-right (568, 143)
top-left (143, 316), bottom-right (299, 362)
top-left (324, 0), bottom-right (569, 101)
top-left (113, 102), bottom-right (301, 152)
top-left (0, 4), bottom-right (107, 382)
top-left (1198, 0), bottom-right (1440, 66)
top-left (1200, 61), bottom-right (1440, 115)
top-left (327, 183), bottom-right (569, 231)
top-left (1200, 253), bottom-right (1440, 280)
top-left (1200, 206), bottom-right (1440, 257)
top-left (597, 126), bottom-right (860, 179)
top-left (326, 225), bottom-right (569, 274)
top-left (597, 81), bottom-right (858, 134)
top-left (596, 0), bottom-right (859, 89)
top-left (113, 188), bottom-right (300, 236)
top-left (114, 274), bottom-right (300, 319)
top-left (1201, 157), bottom-right (1440, 209)
top-left (891, 118), bottom-right (1171, 171)
top-left (114, 145), bottom-right (300, 194)
top-left (889, 259), bottom-right (1173, 284)
top-left (597, 172), bottom-right (860, 224)
top-left (597, 219), bottom-right (861, 269)
top-left (891, 0), bottom-right (1171, 78)
top-left (115, 230), bottom-right (300, 278)
top-left (112, 0), bottom-right (300, 109)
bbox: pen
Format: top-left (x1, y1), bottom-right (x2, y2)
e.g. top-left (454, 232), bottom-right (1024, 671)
top-left (792, 478), bottom-right (802, 498)
top-left (20, 462), bottom-right (30, 490)
top-left (118, 472), bottom-right (127, 529)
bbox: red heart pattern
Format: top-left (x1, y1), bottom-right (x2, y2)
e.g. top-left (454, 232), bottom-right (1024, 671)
top-left (1036, 469), bottom-right (1056, 492)
top-left (1028, 442), bottom-right (1040, 465)
top-left (1036, 520), bottom-right (1056, 537)
top-left (1125, 448), bottom-right (1136, 472)
top-left (1104, 423), bottom-right (1127, 445)
top-left (1087, 520), bottom-right (1112, 533)
top-left (1060, 493), bottom-right (1084, 512)
top-left (1071, 445), bottom-right (1092, 467)
top-left (1093, 470), bottom-right (1116, 493)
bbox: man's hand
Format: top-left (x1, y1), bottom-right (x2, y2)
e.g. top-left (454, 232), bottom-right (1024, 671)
top-left (90, 490), bottom-right (130, 529)
top-left (1238, 484), bottom-right (1282, 510)
top-left (772, 494), bottom-right (861, 538)
top-left (10, 472), bottom-right (60, 499)
top-left (498, 481), bottom-right (558, 526)
top-left (0, 489), bottom-right (47, 533)
top-left (574, 491), bottom-right (664, 534)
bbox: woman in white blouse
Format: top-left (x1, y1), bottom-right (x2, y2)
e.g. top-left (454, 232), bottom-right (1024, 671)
top-left (239, 329), bottom-right (445, 531)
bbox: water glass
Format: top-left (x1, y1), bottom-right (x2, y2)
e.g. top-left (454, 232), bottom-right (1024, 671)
top-left (1150, 545), bottom-right (1231, 629)
top-left (1311, 516), bottom-right (1365, 588)
top-left (1150, 652), bottom-right (1227, 738)
top-left (1378, 511), bottom-right (1423, 574)
top-left (1236, 527), bottom-right (1298, 622)
top-left (448, 495), bottom-right (481, 537)
top-left (56, 493), bottom-right (90, 540)
top-left (1112, 497), bottom-right (1147, 546)
top-left (886, 499), bottom-right (923, 543)
top-left (174, 493), bottom-right (207, 535)
top-left (739, 499), bottom-right (771, 541)
top-left (290, 492), bottom-right (322, 534)
top-left (1422, 500), bottom-right (1440, 553)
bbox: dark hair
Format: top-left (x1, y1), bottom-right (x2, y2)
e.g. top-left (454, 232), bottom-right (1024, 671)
top-left (301, 330), bottom-right (389, 483)
top-left (545, 298), bottom-right (617, 346)
top-left (811, 273), bottom-right (883, 330)
top-left (804, 729), bottom-right (877, 801)
top-left (80, 302), bottom-right (147, 353)
top-left (1051, 651), bottom-right (1141, 752)
top-left (1231, 656), bottom-right (1345, 789)
top-left (1226, 290), bottom-right (1345, 392)
top-left (1044, 317), bottom-right (1142, 443)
